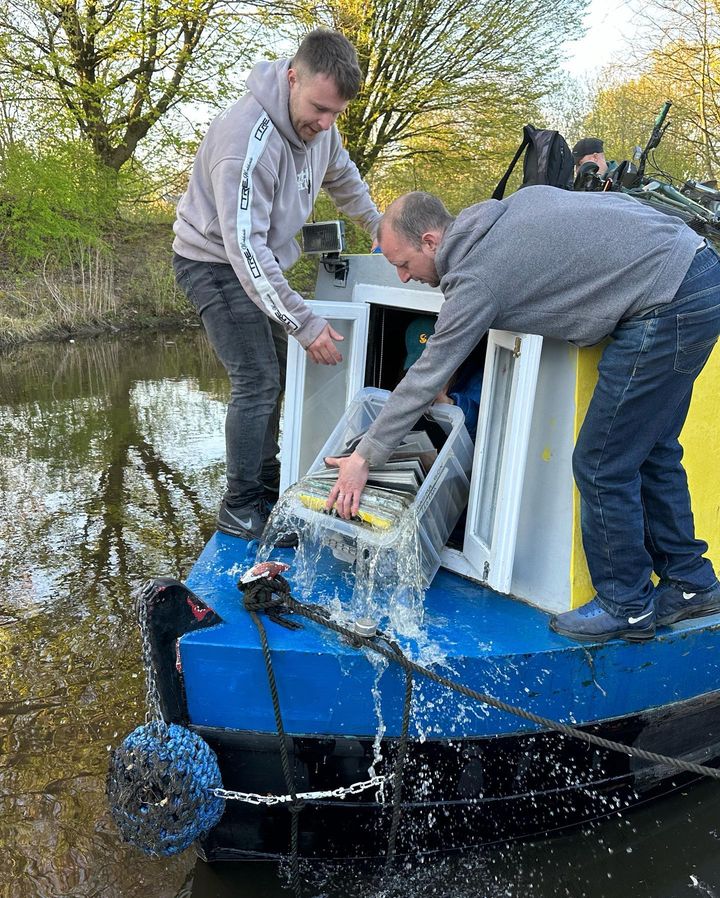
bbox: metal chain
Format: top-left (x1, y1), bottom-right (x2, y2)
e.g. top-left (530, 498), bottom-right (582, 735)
top-left (212, 773), bottom-right (389, 806)
top-left (135, 582), bottom-right (163, 723)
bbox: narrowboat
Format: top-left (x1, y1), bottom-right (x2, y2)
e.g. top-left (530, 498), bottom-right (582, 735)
top-left (137, 251), bottom-right (720, 862)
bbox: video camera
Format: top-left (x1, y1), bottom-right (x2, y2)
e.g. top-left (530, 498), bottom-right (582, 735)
top-left (571, 101), bottom-right (720, 243)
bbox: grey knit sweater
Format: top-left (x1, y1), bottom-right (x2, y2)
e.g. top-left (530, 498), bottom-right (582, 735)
top-left (356, 186), bottom-right (702, 465)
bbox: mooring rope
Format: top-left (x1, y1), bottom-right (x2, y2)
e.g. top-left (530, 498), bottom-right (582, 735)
top-left (384, 636), bottom-right (413, 870)
top-left (109, 571), bottom-right (720, 868)
top-left (242, 575), bottom-right (720, 782)
top-left (241, 573), bottom-right (415, 870)
top-left (242, 589), bottom-right (305, 898)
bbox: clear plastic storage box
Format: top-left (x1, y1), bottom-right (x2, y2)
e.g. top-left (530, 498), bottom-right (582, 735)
top-left (293, 387), bottom-right (474, 586)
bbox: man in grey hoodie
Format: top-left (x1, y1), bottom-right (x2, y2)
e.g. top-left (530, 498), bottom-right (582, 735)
top-left (325, 189), bottom-right (720, 643)
top-left (172, 30), bottom-right (381, 543)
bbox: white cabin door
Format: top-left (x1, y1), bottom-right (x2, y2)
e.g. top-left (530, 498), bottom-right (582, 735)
top-left (280, 301), bottom-right (369, 493)
top-left (460, 329), bottom-right (543, 593)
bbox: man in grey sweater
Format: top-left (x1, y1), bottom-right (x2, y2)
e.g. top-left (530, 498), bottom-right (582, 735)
top-left (326, 188), bottom-right (720, 643)
top-left (173, 30), bottom-right (381, 543)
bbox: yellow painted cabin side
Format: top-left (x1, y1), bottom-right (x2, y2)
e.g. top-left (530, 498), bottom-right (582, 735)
top-left (569, 346), bottom-right (720, 609)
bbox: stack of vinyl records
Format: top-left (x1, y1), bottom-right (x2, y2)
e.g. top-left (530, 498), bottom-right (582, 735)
top-left (313, 430), bottom-right (437, 496)
top-left (296, 430), bottom-right (439, 531)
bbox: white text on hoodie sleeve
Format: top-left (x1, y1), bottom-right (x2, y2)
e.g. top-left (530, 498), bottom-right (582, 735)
top-left (210, 154), bottom-right (328, 349)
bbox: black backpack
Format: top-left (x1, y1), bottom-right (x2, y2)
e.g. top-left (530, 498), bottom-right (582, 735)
top-left (492, 125), bottom-right (574, 200)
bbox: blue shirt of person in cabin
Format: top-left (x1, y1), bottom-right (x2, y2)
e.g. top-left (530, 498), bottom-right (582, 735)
top-left (403, 315), bottom-right (482, 441)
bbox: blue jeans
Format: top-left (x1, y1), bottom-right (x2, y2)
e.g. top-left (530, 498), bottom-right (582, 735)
top-left (573, 244), bottom-right (720, 618)
top-left (173, 255), bottom-right (288, 506)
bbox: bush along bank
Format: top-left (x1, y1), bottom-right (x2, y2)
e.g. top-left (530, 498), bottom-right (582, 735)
top-left (0, 230), bottom-right (371, 348)
top-left (0, 142), bottom-right (371, 347)
top-left (0, 221), bottom-right (196, 347)
top-left (0, 226), bottom-right (325, 348)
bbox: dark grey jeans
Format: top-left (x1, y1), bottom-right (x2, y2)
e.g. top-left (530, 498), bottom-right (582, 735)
top-left (173, 254), bottom-right (288, 507)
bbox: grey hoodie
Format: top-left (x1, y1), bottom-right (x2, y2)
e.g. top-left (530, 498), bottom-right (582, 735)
top-left (357, 186), bottom-right (703, 465)
top-left (173, 59), bottom-right (381, 348)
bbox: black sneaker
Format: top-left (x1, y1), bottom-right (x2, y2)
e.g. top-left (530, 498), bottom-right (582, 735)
top-left (216, 499), bottom-right (298, 548)
top-left (550, 596), bottom-right (655, 643)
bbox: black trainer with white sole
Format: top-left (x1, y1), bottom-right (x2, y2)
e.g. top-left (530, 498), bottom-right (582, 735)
top-left (216, 499), bottom-right (298, 548)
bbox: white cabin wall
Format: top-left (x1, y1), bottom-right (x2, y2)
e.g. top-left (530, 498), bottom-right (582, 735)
top-left (313, 254), bottom-right (440, 303)
top-left (510, 340), bottom-right (578, 613)
top-left (308, 255), bottom-right (583, 611)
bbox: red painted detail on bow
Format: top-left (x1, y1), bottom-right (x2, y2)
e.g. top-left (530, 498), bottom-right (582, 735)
top-left (186, 596), bottom-right (213, 621)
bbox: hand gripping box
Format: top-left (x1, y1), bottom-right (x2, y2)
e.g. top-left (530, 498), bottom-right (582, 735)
top-left (293, 387), bottom-right (474, 586)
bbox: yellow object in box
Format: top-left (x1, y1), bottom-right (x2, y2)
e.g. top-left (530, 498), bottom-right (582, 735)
top-left (296, 478), bottom-right (412, 532)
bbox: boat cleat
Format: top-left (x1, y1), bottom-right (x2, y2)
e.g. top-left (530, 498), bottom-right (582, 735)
top-left (353, 617), bottom-right (379, 638)
top-left (240, 560), bottom-right (291, 585)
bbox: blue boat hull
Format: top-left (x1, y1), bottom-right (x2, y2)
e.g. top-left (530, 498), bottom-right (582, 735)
top-left (143, 534), bottom-right (720, 860)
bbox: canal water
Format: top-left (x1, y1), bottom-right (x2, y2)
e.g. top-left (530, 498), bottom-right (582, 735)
top-left (1, 330), bottom-right (719, 898)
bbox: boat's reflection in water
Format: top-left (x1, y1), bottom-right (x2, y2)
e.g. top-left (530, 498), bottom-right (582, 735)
top-left (188, 778), bottom-right (720, 897)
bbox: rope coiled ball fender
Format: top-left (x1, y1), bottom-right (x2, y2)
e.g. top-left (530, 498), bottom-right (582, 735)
top-left (107, 720), bottom-right (225, 856)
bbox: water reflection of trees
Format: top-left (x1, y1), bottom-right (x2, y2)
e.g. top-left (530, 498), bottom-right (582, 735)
top-left (0, 331), bottom-right (227, 600)
top-left (0, 329), bottom-right (228, 897)
top-left (0, 328), bottom-right (225, 405)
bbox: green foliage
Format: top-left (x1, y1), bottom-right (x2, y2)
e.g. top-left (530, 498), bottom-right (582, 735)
top-left (369, 99), bottom-right (544, 211)
top-left (0, 142), bottom-right (191, 343)
top-left (581, 75), bottom-right (705, 184)
top-left (0, 0), bottom-right (266, 170)
top-left (115, 221), bottom-right (191, 317)
top-left (0, 0), bottom-right (592, 339)
top-left (302, 0), bottom-right (588, 177)
top-left (575, 0), bottom-right (720, 184)
top-left (0, 141), bottom-right (119, 262)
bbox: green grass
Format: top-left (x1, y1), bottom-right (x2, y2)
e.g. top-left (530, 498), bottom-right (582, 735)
top-left (0, 190), bottom-right (373, 348)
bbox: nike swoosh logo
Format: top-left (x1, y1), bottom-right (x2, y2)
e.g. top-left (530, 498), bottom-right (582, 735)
top-left (683, 591), bottom-right (697, 600)
top-left (227, 511), bottom-right (253, 529)
top-left (628, 611), bottom-right (653, 624)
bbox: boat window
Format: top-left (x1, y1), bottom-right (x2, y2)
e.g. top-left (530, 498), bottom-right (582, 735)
top-left (280, 301), bottom-right (369, 493)
top-left (473, 343), bottom-right (514, 545)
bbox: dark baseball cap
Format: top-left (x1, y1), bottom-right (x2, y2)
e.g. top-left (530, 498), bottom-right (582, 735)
top-left (572, 137), bottom-right (604, 163)
top-left (404, 315), bottom-right (436, 369)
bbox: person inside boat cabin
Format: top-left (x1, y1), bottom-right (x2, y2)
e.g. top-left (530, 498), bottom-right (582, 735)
top-left (325, 189), bottom-right (720, 643)
top-left (403, 314), bottom-right (483, 441)
top-left (172, 29), bottom-right (381, 545)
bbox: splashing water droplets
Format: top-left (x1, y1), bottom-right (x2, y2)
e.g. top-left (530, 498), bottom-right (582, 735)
top-left (258, 480), bottom-right (426, 639)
